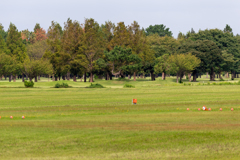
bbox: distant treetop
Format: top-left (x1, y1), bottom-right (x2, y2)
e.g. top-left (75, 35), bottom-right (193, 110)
top-left (145, 24), bottom-right (172, 37)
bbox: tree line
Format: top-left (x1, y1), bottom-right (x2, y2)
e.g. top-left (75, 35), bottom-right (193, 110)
top-left (0, 19), bottom-right (239, 83)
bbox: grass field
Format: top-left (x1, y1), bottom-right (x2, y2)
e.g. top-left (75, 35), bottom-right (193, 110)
top-left (1, 76), bottom-right (240, 160)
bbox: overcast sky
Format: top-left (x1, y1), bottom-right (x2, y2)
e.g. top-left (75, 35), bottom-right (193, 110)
top-left (1, 0), bottom-right (239, 37)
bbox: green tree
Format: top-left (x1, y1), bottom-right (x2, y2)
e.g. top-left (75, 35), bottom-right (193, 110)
top-left (0, 23), bottom-right (8, 41)
top-left (128, 21), bottom-right (155, 79)
top-left (6, 23), bottom-right (28, 82)
top-left (168, 53), bottom-right (201, 83)
top-left (100, 21), bottom-right (115, 80)
top-left (178, 40), bottom-right (222, 81)
top-left (44, 21), bottom-right (63, 81)
top-left (224, 24), bottom-right (232, 33)
top-left (102, 46), bottom-right (141, 80)
top-left (191, 29), bottom-right (240, 80)
top-left (34, 23), bottom-right (41, 33)
top-left (145, 24), bottom-right (172, 37)
top-left (109, 22), bottom-right (130, 50)
top-left (27, 40), bottom-right (48, 60)
top-left (62, 18), bottom-right (86, 81)
top-left (79, 18), bottom-right (104, 82)
top-left (154, 54), bottom-right (171, 80)
top-left (21, 58), bottom-right (53, 82)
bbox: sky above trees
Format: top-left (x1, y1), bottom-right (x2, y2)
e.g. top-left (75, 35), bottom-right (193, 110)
top-left (1, 0), bottom-right (240, 37)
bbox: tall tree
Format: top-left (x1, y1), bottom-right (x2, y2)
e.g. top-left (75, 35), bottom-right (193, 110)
top-left (129, 21), bottom-right (155, 80)
top-left (109, 22), bottom-right (131, 50)
top-left (34, 23), bottom-right (41, 33)
top-left (100, 21), bottom-right (115, 80)
top-left (79, 18), bottom-right (104, 82)
top-left (62, 18), bottom-right (85, 81)
top-left (6, 23), bottom-right (27, 82)
top-left (43, 21), bottom-right (63, 81)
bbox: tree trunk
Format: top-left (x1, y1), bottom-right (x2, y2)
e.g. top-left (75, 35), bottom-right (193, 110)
top-left (133, 72), bottom-right (136, 81)
top-left (13, 75), bottom-right (16, 82)
top-left (38, 75), bottom-right (40, 80)
top-left (26, 75), bottom-right (28, 80)
top-left (206, 72), bottom-right (208, 78)
top-left (219, 73), bottom-right (222, 79)
top-left (188, 73), bottom-right (191, 82)
top-left (29, 77), bottom-right (33, 82)
top-left (137, 74), bottom-right (139, 79)
top-left (34, 76), bottom-right (37, 82)
top-left (73, 75), bottom-right (77, 82)
top-left (5, 75), bottom-right (7, 80)
top-left (22, 73), bottom-right (24, 82)
top-left (210, 68), bottom-right (215, 81)
top-left (151, 72), bottom-right (155, 81)
top-left (89, 72), bottom-right (93, 82)
top-left (128, 75), bottom-right (130, 79)
top-left (231, 71), bottom-right (235, 80)
top-left (62, 76), bottom-right (65, 80)
top-left (0, 75), bottom-right (2, 80)
top-left (55, 76), bottom-right (57, 81)
top-left (9, 75), bottom-right (12, 82)
top-left (192, 70), bottom-right (197, 82)
top-left (52, 75), bottom-right (55, 81)
top-left (162, 72), bottom-right (164, 80)
top-left (84, 72), bottom-right (86, 82)
top-left (176, 73), bottom-right (179, 83)
top-left (81, 76), bottom-right (82, 82)
top-left (180, 75), bottom-right (183, 83)
top-left (67, 72), bottom-right (70, 80)
top-left (140, 74), bottom-right (143, 78)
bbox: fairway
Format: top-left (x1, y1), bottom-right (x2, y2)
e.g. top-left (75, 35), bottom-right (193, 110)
top-left (1, 77), bottom-right (240, 160)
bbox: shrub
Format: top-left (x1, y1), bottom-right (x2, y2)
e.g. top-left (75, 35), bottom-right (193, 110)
top-left (54, 82), bottom-right (69, 88)
top-left (88, 83), bottom-right (104, 88)
top-left (24, 81), bottom-right (34, 88)
top-left (220, 78), bottom-right (224, 81)
top-left (123, 84), bottom-right (135, 88)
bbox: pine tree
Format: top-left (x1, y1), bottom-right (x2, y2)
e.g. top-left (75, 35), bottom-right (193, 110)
top-left (44, 21), bottom-right (63, 81)
top-left (79, 18), bottom-right (104, 82)
top-left (6, 23), bottom-right (27, 82)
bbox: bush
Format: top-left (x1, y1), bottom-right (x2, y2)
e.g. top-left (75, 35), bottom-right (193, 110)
top-left (88, 83), bottom-right (104, 88)
top-left (24, 81), bottom-right (34, 88)
top-left (123, 84), bottom-right (135, 88)
top-left (220, 78), bottom-right (224, 81)
top-left (54, 82), bottom-right (69, 88)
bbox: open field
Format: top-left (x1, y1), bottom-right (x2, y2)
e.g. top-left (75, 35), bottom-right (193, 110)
top-left (1, 76), bottom-right (240, 159)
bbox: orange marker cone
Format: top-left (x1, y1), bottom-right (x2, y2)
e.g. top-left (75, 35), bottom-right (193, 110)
top-left (187, 108), bottom-right (189, 111)
top-left (220, 108), bottom-right (222, 111)
top-left (198, 108), bottom-right (200, 111)
top-left (10, 116), bottom-right (13, 119)
top-left (209, 108), bottom-right (211, 111)
top-left (0, 116), bottom-right (1, 119)
top-left (22, 116), bottom-right (25, 119)
top-left (231, 108), bottom-right (233, 111)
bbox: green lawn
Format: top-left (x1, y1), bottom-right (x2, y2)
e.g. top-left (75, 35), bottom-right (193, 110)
top-left (0, 76), bottom-right (240, 159)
